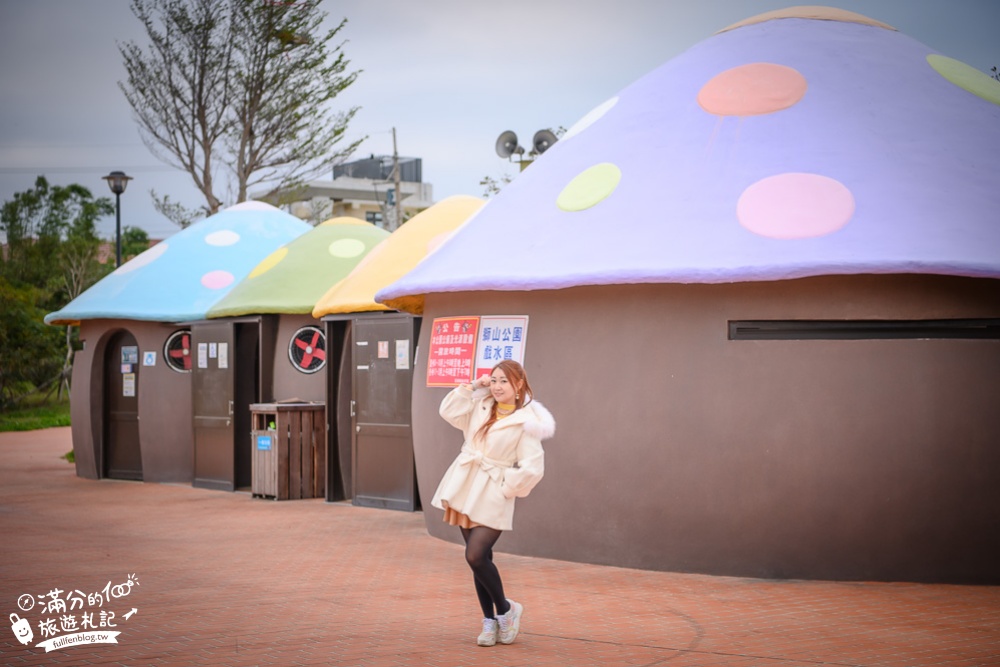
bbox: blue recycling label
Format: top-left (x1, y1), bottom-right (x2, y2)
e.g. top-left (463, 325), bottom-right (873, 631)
top-left (256, 435), bottom-right (272, 451)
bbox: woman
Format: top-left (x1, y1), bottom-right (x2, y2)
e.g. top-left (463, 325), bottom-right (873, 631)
top-left (432, 359), bottom-right (555, 647)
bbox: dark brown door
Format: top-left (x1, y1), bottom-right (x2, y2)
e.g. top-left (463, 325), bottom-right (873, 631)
top-left (352, 315), bottom-right (418, 510)
top-left (324, 319), bottom-right (352, 502)
top-left (192, 321), bottom-right (236, 490)
top-left (233, 322), bottom-right (259, 490)
top-left (104, 331), bottom-right (142, 480)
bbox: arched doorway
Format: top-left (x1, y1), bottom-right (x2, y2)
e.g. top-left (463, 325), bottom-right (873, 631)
top-left (103, 330), bottom-right (143, 480)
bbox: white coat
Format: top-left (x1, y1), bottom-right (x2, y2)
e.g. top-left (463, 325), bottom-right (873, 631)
top-left (431, 384), bottom-right (556, 531)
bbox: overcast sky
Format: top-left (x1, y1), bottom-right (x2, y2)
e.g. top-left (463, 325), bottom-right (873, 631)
top-left (1, 0), bottom-right (998, 240)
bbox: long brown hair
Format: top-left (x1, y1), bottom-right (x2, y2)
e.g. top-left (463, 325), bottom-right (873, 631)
top-left (472, 360), bottom-right (533, 443)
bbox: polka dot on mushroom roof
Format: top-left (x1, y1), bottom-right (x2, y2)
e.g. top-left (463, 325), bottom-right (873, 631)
top-left (45, 201), bottom-right (312, 325)
top-left (313, 195), bottom-right (485, 317)
top-left (376, 6), bottom-right (1000, 312)
top-left (207, 216), bottom-right (390, 318)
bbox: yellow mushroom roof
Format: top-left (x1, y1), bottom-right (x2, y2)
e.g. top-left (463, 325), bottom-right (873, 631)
top-left (312, 195), bottom-right (484, 317)
top-left (716, 6), bottom-right (895, 34)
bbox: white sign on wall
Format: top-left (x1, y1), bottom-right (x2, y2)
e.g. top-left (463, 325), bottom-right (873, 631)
top-left (472, 315), bottom-right (529, 380)
top-left (395, 339), bottom-right (410, 370)
top-left (123, 373), bottom-right (136, 397)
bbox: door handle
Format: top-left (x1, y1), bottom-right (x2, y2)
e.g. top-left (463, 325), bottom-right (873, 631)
top-left (228, 400), bottom-right (234, 416)
top-left (350, 400), bottom-right (356, 417)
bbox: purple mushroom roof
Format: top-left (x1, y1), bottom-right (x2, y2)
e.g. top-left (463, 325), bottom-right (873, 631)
top-left (377, 8), bottom-right (1000, 308)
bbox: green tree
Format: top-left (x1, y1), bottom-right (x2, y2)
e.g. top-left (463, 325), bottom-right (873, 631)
top-left (121, 226), bottom-right (151, 262)
top-left (119, 0), bottom-right (362, 218)
top-left (0, 277), bottom-right (64, 409)
top-left (2, 176), bottom-right (74, 291)
top-left (1, 176), bottom-right (113, 308)
top-left (1, 177), bottom-right (113, 404)
top-left (58, 230), bottom-right (111, 400)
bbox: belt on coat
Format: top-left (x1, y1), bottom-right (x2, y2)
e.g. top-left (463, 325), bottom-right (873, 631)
top-left (457, 445), bottom-right (514, 484)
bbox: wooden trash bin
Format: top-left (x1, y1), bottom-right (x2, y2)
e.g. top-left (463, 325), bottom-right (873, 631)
top-left (250, 401), bottom-right (325, 500)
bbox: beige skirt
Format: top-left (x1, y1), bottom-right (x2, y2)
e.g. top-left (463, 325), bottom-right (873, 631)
top-left (442, 506), bottom-right (480, 529)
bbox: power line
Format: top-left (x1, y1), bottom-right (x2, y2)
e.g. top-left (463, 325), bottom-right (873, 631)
top-left (0, 165), bottom-right (178, 175)
top-left (0, 142), bottom-right (147, 148)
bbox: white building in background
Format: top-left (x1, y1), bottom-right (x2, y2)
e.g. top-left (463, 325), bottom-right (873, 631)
top-left (255, 155), bottom-right (434, 229)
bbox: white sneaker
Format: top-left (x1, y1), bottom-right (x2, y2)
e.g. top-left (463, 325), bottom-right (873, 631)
top-left (496, 599), bottom-right (523, 644)
top-left (477, 617), bottom-right (498, 646)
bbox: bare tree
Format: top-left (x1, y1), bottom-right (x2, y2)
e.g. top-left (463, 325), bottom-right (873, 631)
top-left (119, 0), bottom-right (362, 217)
top-left (151, 188), bottom-right (202, 228)
top-left (228, 1), bottom-right (362, 203)
top-left (57, 238), bottom-right (103, 398)
top-left (120, 0), bottom-right (234, 215)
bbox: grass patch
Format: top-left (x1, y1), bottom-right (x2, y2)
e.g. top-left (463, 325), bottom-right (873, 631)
top-left (0, 395), bottom-right (71, 432)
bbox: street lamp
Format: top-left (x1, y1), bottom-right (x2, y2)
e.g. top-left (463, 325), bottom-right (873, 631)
top-left (102, 171), bottom-right (133, 267)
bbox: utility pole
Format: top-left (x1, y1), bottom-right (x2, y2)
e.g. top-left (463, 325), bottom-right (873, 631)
top-left (392, 127), bottom-right (402, 231)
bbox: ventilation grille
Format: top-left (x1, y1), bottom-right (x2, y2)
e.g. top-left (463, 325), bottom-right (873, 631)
top-left (729, 319), bottom-right (1000, 340)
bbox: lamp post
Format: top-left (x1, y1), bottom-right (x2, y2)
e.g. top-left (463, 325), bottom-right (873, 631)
top-left (102, 171), bottom-right (133, 267)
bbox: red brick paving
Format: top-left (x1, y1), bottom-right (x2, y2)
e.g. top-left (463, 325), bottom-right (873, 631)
top-left (1, 427), bottom-right (998, 666)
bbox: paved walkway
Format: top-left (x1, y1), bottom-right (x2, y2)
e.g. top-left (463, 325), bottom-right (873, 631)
top-left (1, 428), bottom-right (998, 667)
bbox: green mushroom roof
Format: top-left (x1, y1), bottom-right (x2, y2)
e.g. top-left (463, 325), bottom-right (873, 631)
top-left (207, 217), bottom-right (390, 318)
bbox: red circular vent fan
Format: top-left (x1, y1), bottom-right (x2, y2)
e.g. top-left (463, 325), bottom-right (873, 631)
top-left (289, 326), bottom-right (326, 374)
top-left (164, 329), bottom-right (192, 373)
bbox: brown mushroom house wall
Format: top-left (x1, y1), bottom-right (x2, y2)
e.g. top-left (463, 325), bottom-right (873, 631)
top-left (411, 275), bottom-right (1000, 583)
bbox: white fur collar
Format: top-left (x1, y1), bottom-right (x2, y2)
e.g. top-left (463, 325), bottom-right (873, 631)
top-left (522, 400), bottom-right (556, 440)
top-left (470, 386), bottom-right (556, 440)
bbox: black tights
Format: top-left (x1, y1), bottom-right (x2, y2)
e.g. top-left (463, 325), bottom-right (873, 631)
top-left (461, 526), bottom-right (511, 619)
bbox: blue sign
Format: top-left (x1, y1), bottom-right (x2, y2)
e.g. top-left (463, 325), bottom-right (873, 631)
top-left (256, 435), bottom-right (272, 451)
